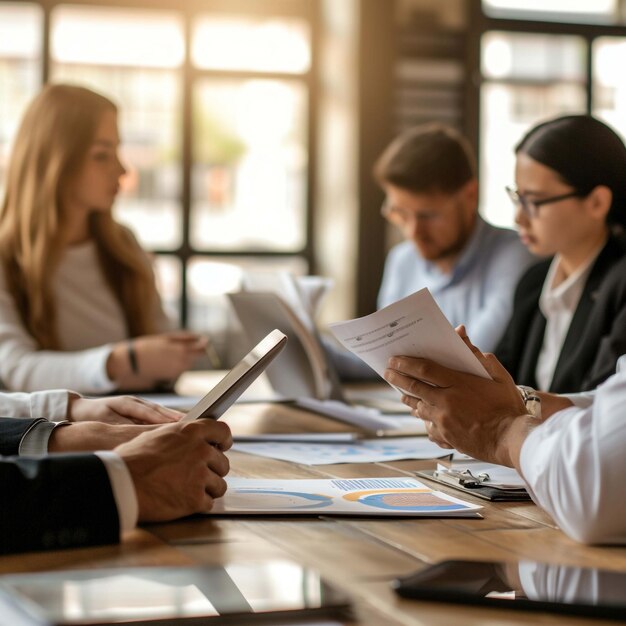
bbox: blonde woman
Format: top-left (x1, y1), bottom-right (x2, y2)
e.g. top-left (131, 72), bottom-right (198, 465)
top-left (0, 84), bottom-right (207, 393)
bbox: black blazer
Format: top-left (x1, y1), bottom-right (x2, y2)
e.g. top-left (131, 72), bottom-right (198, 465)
top-left (0, 418), bottom-right (120, 555)
top-left (495, 236), bottom-right (626, 393)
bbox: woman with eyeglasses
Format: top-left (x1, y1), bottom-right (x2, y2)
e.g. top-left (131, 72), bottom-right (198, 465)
top-left (495, 114), bottom-right (626, 394)
top-left (0, 84), bottom-right (208, 393)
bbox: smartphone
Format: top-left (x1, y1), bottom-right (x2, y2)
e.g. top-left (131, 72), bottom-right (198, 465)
top-left (0, 560), bottom-right (352, 625)
top-left (392, 559), bottom-right (626, 621)
top-left (181, 329), bottom-right (287, 422)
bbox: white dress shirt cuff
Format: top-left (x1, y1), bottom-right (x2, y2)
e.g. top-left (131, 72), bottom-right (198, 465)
top-left (518, 405), bottom-right (580, 502)
top-left (26, 389), bottom-right (70, 421)
top-left (561, 391), bottom-right (595, 410)
top-left (94, 451), bottom-right (139, 534)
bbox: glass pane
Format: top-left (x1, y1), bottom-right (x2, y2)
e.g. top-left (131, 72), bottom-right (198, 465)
top-left (153, 254), bottom-right (182, 326)
top-left (0, 3), bottom-right (42, 197)
top-left (593, 37), bottom-right (626, 143)
top-left (482, 32), bottom-right (586, 81)
top-left (191, 79), bottom-right (308, 251)
top-left (192, 15), bottom-right (310, 74)
top-left (482, 0), bottom-right (621, 25)
top-left (52, 5), bottom-right (184, 68)
top-left (51, 6), bottom-right (184, 251)
top-left (187, 256), bottom-right (307, 363)
top-left (480, 83), bottom-right (587, 227)
top-left (480, 32), bottom-right (587, 227)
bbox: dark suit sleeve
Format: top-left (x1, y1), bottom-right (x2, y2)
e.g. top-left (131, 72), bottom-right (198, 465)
top-left (0, 417), bottom-right (46, 456)
top-left (0, 453), bottom-right (120, 555)
top-left (581, 258), bottom-right (626, 391)
top-left (494, 304), bottom-right (518, 375)
top-left (494, 261), bottom-right (547, 379)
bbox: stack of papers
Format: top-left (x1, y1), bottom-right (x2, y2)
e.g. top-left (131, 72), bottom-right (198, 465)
top-left (210, 477), bottom-right (482, 517)
top-left (233, 433), bottom-right (363, 443)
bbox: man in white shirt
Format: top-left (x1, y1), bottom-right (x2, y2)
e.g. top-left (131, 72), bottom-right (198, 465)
top-left (383, 327), bottom-right (626, 545)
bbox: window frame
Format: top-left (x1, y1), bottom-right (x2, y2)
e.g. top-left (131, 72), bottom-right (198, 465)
top-left (467, 4), bottom-right (626, 166)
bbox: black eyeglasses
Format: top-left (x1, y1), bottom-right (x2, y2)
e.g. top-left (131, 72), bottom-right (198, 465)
top-left (505, 186), bottom-right (583, 219)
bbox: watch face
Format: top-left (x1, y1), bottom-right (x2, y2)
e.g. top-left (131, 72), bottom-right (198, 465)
top-left (525, 398), bottom-right (542, 419)
top-left (516, 386), bottom-right (541, 418)
top-left (517, 385), bottom-right (534, 399)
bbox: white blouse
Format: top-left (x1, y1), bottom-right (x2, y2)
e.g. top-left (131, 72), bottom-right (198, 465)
top-left (0, 240), bottom-right (171, 394)
top-left (535, 245), bottom-right (603, 391)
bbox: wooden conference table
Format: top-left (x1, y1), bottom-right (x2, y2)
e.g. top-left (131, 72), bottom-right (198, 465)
top-left (1, 383), bottom-right (626, 625)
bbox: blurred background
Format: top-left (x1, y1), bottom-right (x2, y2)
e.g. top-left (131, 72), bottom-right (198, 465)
top-left (1, 0), bottom-right (626, 360)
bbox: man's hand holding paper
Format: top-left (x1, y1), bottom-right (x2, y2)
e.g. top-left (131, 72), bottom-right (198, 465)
top-left (329, 289), bottom-right (530, 464)
top-left (382, 322), bottom-right (531, 467)
top-left (328, 288), bottom-right (491, 398)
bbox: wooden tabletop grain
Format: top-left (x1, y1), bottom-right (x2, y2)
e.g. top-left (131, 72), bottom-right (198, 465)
top-left (2, 398), bottom-right (625, 626)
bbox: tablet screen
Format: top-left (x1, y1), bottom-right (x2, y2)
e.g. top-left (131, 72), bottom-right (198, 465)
top-left (393, 559), bottom-right (626, 620)
top-left (181, 329), bottom-right (287, 422)
top-left (0, 560), bottom-right (351, 625)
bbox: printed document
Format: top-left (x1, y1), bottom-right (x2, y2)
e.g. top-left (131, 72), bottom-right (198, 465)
top-left (232, 437), bottom-right (451, 465)
top-left (209, 477), bottom-right (481, 517)
top-left (329, 288), bottom-right (490, 395)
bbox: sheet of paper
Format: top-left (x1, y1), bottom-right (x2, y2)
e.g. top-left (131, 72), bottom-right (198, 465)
top-left (328, 288), bottom-right (490, 395)
top-left (294, 398), bottom-right (425, 434)
top-left (139, 386), bottom-right (284, 412)
top-left (210, 477), bottom-right (481, 517)
top-left (137, 393), bottom-right (202, 411)
top-left (233, 433), bottom-right (362, 443)
top-left (176, 369), bottom-right (281, 402)
top-left (294, 275), bottom-right (334, 320)
top-left (233, 437), bottom-right (451, 465)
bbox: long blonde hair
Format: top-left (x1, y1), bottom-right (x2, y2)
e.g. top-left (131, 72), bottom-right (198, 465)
top-left (0, 83), bottom-right (160, 349)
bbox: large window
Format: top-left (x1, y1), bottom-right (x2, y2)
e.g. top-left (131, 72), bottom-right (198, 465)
top-left (0, 2), bottom-right (42, 198)
top-left (478, 2), bottom-right (626, 227)
top-left (191, 77), bottom-right (308, 252)
top-left (51, 5), bottom-right (185, 252)
top-left (0, 1), bottom-right (316, 358)
top-left (480, 32), bottom-right (587, 226)
top-left (593, 37), bottom-right (626, 137)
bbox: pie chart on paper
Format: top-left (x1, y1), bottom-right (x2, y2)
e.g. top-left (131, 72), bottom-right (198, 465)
top-left (223, 489), bottom-right (333, 511)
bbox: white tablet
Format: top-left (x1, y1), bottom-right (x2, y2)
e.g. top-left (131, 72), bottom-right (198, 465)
top-left (181, 329), bottom-right (287, 422)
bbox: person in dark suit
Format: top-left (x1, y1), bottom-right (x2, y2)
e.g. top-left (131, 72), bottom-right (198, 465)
top-left (495, 115), bottom-right (626, 394)
top-left (0, 417), bottom-right (232, 555)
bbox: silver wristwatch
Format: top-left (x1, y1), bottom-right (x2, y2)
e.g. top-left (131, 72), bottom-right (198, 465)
top-left (517, 385), bottom-right (542, 419)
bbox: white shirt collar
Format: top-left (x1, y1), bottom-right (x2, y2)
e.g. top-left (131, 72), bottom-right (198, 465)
top-left (539, 242), bottom-right (605, 317)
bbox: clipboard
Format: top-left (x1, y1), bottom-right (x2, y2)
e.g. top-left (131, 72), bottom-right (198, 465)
top-left (415, 468), bottom-right (531, 502)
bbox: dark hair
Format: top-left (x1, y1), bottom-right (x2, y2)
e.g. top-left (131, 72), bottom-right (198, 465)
top-left (374, 123), bottom-right (476, 194)
top-left (515, 115), bottom-right (626, 229)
